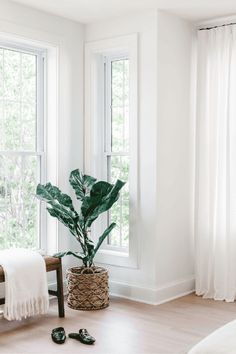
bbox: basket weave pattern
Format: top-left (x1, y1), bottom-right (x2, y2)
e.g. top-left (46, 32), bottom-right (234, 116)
top-left (66, 266), bottom-right (109, 310)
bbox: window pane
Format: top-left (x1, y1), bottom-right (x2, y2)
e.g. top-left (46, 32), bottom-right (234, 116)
top-left (3, 49), bottom-right (21, 101)
top-left (111, 106), bottom-right (129, 152)
top-left (0, 154), bottom-right (39, 249)
top-left (3, 101), bottom-right (21, 150)
top-left (0, 49), bottom-right (3, 97)
top-left (111, 59), bottom-right (129, 152)
top-left (0, 45), bottom-right (41, 251)
top-left (22, 53), bottom-right (37, 104)
top-left (108, 155), bottom-right (129, 248)
top-left (0, 48), bottom-right (37, 151)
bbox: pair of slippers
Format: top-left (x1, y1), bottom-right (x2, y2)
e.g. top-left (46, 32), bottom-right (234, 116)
top-left (51, 327), bottom-right (95, 345)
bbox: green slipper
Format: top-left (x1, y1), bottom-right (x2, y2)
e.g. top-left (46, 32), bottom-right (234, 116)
top-left (69, 329), bottom-right (96, 345)
top-left (51, 327), bottom-right (66, 344)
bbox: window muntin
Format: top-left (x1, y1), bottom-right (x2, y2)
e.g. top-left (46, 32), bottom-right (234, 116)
top-left (104, 57), bottom-right (130, 250)
top-left (0, 45), bottom-right (44, 250)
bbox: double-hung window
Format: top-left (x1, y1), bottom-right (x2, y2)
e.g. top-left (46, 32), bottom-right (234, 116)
top-left (104, 56), bottom-right (130, 251)
top-left (0, 43), bottom-right (45, 250)
top-left (85, 34), bottom-right (138, 267)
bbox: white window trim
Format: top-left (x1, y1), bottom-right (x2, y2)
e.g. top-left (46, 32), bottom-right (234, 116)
top-left (84, 34), bottom-right (139, 268)
top-left (0, 33), bottom-right (59, 255)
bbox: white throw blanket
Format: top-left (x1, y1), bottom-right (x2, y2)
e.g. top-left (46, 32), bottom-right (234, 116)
top-left (0, 248), bottom-right (49, 321)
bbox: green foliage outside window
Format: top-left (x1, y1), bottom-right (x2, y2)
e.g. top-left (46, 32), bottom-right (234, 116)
top-left (0, 48), bottom-right (38, 249)
top-left (108, 58), bottom-right (130, 248)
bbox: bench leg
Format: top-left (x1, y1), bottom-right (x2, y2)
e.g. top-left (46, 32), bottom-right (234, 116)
top-left (56, 264), bottom-right (65, 318)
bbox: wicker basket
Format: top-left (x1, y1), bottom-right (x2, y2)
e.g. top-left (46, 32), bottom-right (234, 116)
top-left (66, 266), bottom-right (109, 310)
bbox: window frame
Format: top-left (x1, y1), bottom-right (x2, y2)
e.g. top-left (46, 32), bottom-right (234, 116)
top-left (84, 34), bottom-right (139, 268)
top-left (0, 41), bottom-right (47, 251)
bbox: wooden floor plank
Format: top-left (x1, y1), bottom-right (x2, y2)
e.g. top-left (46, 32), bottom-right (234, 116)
top-left (0, 294), bottom-right (236, 354)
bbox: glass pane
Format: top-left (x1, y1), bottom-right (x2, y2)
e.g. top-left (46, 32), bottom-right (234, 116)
top-left (124, 60), bottom-right (129, 106)
top-left (3, 100), bottom-right (21, 150)
top-left (0, 49), bottom-right (3, 97)
top-left (4, 50), bottom-right (21, 101)
top-left (111, 107), bottom-right (129, 152)
top-left (112, 60), bottom-right (124, 107)
top-left (22, 53), bottom-right (37, 104)
top-left (0, 154), bottom-right (39, 249)
top-left (0, 48), bottom-right (37, 151)
top-left (22, 104), bottom-right (36, 150)
top-left (111, 59), bottom-right (129, 152)
top-left (108, 155), bottom-right (129, 248)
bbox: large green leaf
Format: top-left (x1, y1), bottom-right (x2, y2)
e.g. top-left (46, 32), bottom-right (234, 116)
top-left (69, 169), bottom-right (96, 201)
top-left (47, 208), bottom-right (77, 236)
top-left (81, 180), bottom-right (125, 227)
top-left (36, 183), bottom-right (79, 234)
top-left (37, 183), bottom-right (77, 215)
top-left (93, 223), bottom-right (116, 257)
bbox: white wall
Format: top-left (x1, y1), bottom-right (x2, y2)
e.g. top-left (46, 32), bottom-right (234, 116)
top-left (85, 10), bottom-right (195, 304)
top-left (156, 11), bottom-right (195, 294)
top-left (0, 0), bottom-right (84, 272)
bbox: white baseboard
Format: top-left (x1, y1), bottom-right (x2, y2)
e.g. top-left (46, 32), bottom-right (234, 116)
top-left (109, 276), bottom-right (195, 305)
top-left (0, 277), bottom-right (195, 316)
top-left (49, 276), bottom-right (195, 306)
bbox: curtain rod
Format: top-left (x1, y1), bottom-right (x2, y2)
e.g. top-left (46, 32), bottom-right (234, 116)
top-left (199, 22), bottom-right (236, 31)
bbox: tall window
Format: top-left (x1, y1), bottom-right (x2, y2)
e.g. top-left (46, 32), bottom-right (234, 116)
top-left (0, 44), bottom-right (44, 250)
top-left (104, 56), bottom-right (129, 251)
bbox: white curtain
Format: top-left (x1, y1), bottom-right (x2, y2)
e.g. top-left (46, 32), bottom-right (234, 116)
top-left (195, 25), bottom-right (236, 302)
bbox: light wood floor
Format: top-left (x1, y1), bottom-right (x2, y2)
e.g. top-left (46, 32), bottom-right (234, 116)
top-left (0, 294), bottom-right (236, 354)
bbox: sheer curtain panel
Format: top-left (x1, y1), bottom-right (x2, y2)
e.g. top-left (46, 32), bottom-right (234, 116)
top-left (195, 25), bottom-right (236, 302)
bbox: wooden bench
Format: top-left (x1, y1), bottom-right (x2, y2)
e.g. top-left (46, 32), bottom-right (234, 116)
top-left (0, 256), bottom-right (65, 318)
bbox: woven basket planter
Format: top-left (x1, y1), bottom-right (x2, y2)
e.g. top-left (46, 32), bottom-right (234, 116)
top-left (66, 266), bottom-right (109, 311)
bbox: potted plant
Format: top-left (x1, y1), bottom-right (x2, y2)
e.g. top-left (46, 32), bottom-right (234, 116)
top-left (36, 169), bottom-right (125, 310)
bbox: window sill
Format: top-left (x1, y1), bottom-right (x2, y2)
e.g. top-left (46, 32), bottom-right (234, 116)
top-left (96, 248), bottom-right (138, 269)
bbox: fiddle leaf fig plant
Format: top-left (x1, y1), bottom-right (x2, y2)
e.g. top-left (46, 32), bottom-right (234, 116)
top-left (36, 169), bottom-right (125, 267)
